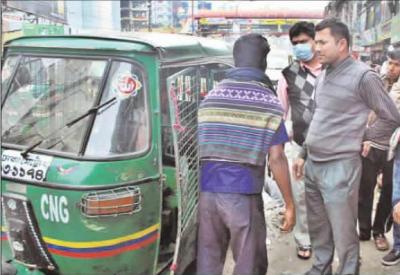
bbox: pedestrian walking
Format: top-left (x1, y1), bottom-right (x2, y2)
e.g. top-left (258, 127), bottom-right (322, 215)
top-left (293, 18), bottom-right (400, 275)
top-left (383, 53), bottom-right (400, 266)
top-left (196, 33), bottom-right (295, 275)
top-left (358, 49), bottom-right (400, 251)
top-left (276, 21), bottom-right (322, 260)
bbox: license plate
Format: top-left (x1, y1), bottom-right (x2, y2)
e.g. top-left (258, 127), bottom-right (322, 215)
top-left (1, 150), bottom-right (53, 182)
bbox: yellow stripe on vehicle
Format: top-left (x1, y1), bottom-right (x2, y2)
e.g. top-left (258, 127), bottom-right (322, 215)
top-left (43, 223), bottom-right (160, 248)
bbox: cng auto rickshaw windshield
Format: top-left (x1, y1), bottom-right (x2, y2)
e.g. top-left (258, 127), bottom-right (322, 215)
top-left (19, 96), bottom-right (117, 158)
top-left (1, 56), bottom-right (108, 154)
top-left (2, 55), bottom-right (150, 158)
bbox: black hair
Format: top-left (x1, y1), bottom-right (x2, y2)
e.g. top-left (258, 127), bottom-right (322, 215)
top-left (388, 50), bottom-right (400, 61)
top-left (315, 18), bottom-right (351, 47)
top-left (233, 33), bottom-right (270, 71)
top-left (289, 21), bottom-right (315, 41)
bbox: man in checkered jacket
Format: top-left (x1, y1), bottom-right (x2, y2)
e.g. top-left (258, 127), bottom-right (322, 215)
top-left (276, 21), bottom-right (322, 260)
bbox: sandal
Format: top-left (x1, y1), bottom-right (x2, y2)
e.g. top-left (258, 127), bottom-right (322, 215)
top-left (297, 246), bottom-right (312, 260)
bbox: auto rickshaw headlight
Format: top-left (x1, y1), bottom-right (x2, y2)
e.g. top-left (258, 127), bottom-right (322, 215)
top-left (80, 186), bottom-right (142, 217)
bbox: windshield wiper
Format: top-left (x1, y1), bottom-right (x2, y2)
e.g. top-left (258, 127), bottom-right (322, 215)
top-left (21, 96), bottom-right (117, 158)
top-left (66, 96), bottom-right (116, 127)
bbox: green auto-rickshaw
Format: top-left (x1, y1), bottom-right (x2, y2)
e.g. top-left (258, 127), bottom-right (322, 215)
top-left (1, 32), bottom-right (232, 275)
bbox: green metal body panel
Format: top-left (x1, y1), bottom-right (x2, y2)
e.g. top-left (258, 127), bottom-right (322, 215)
top-left (162, 166), bottom-right (178, 209)
top-left (1, 180), bottom-right (161, 274)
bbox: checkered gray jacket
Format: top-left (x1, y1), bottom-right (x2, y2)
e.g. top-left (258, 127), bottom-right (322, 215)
top-left (282, 61), bottom-right (317, 146)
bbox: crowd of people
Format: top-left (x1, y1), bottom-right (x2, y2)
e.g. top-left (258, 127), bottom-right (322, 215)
top-left (196, 17), bottom-right (400, 275)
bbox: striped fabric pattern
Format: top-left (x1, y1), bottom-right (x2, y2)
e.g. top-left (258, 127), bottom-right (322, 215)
top-left (198, 79), bottom-right (284, 166)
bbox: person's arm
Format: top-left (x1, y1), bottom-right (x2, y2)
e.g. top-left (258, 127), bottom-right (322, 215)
top-left (276, 74), bottom-right (289, 120)
top-left (393, 203), bottom-right (400, 224)
top-left (360, 72), bottom-right (400, 156)
top-left (360, 71), bottom-right (400, 132)
top-left (269, 144), bottom-right (295, 232)
top-left (293, 143), bottom-right (306, 180)
top-left (268, 122), bottom-right (295, 232)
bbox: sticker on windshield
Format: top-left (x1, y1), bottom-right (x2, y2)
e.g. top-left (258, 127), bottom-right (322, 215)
top-left (1, 150), bottom-right (53, 182)
top-left (2, 67), bottom-right (11, 81)
top-left (113, 72), bottom-right (142, 99)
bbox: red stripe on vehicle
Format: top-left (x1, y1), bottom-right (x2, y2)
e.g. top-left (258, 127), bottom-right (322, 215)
top-left (48, 233), bottom-right (159, 258)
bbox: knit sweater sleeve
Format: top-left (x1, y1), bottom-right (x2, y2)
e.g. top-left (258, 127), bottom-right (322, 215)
top-left (361, 71), bottom-right (400, 142)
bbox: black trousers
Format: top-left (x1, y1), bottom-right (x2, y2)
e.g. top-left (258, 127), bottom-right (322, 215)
top-left (358, 147), bottom-right (393, 238)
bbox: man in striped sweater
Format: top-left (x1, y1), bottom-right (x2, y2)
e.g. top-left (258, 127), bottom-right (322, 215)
top-left (197, 33), bottom-right (295, 275)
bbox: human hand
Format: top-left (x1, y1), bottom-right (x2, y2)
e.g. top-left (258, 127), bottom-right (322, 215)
top-left (393, 202), bottom-right (400, 224)
top-left (292, 158), bottom-right (305, 180)
top-left (280, 205), bottom-right (295, 233)
top-left (361, 141), bottom-right (371, 158)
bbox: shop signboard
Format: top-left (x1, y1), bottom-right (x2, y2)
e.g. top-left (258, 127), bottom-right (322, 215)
top-left (370, 42), bottom-right (384, 52)
top-left (360, 27), bottom-right (377, 46)
top-left (22, 23), bottom-right (65, 36)
top-left (259, 19), bottom-right (291, 25)
top-left (359, 10), bottom-right (367, 33)
top-left (391, 14), bottom-right (400, 44)
top-left (377, 19), bottom-right (391, 41)
top-left (5, 1), bottom-right (66, 24)
top-left (2, 30), bottom-right (23, 45)
top-left (352, 34), bottom-right (363, 50)
top-left (199, 18), bottom-right (230, 25)
top-left (2, 12), bottom-right (23, 32)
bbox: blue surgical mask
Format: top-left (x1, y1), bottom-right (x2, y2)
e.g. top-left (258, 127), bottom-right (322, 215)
top-left (293, 43), bottom-right (314, 62)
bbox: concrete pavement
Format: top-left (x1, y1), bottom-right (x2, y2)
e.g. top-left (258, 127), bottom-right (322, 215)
top-left (222, 192), bottom-right (400, 275)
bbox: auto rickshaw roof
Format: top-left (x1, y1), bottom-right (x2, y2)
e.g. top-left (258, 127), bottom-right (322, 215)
top-left (4, 32), bottom-right (233, 64)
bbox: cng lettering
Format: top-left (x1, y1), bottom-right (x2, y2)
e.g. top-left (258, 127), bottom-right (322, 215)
top-left (40, 194), bottom-right (69, 223)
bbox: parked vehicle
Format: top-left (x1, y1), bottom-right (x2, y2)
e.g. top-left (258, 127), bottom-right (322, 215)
top-left (1, 32), bottom-right (232, 275)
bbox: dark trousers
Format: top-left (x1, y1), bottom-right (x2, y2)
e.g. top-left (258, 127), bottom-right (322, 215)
top-left (358, 147), bottom-right (393, 238)
top-left (197, 192), bottom-right (268, 275)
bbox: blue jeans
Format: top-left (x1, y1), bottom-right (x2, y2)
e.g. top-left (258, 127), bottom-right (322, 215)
top-left (394, 223), bottom-right (400, 251)
top-left (393, 148), bottom-right (400, 251)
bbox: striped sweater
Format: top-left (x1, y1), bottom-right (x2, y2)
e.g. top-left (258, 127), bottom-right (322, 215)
top-left (198, 78), bottom-right (284, 166)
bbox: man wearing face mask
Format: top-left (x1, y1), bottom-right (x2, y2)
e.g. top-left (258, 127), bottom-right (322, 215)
top-left (276, 21), bottom-right (322, 260)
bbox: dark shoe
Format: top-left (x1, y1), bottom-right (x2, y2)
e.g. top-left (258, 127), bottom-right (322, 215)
top-left (373, 234), bottom-right (389, 251)
top-left (382, 249), bottom-right (400, 266)
top-left (297, 245), bottom-right (312, 260)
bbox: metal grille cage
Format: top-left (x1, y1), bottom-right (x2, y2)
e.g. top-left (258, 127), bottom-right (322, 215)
top-left (80, 186), bottom-right (142, 217)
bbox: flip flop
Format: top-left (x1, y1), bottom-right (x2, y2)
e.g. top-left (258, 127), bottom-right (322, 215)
top-left (297, 246), bottom-right (312, 260)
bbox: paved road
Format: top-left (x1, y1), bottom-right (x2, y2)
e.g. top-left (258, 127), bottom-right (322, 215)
top-left (223, 193), bottom-right (400, 275)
